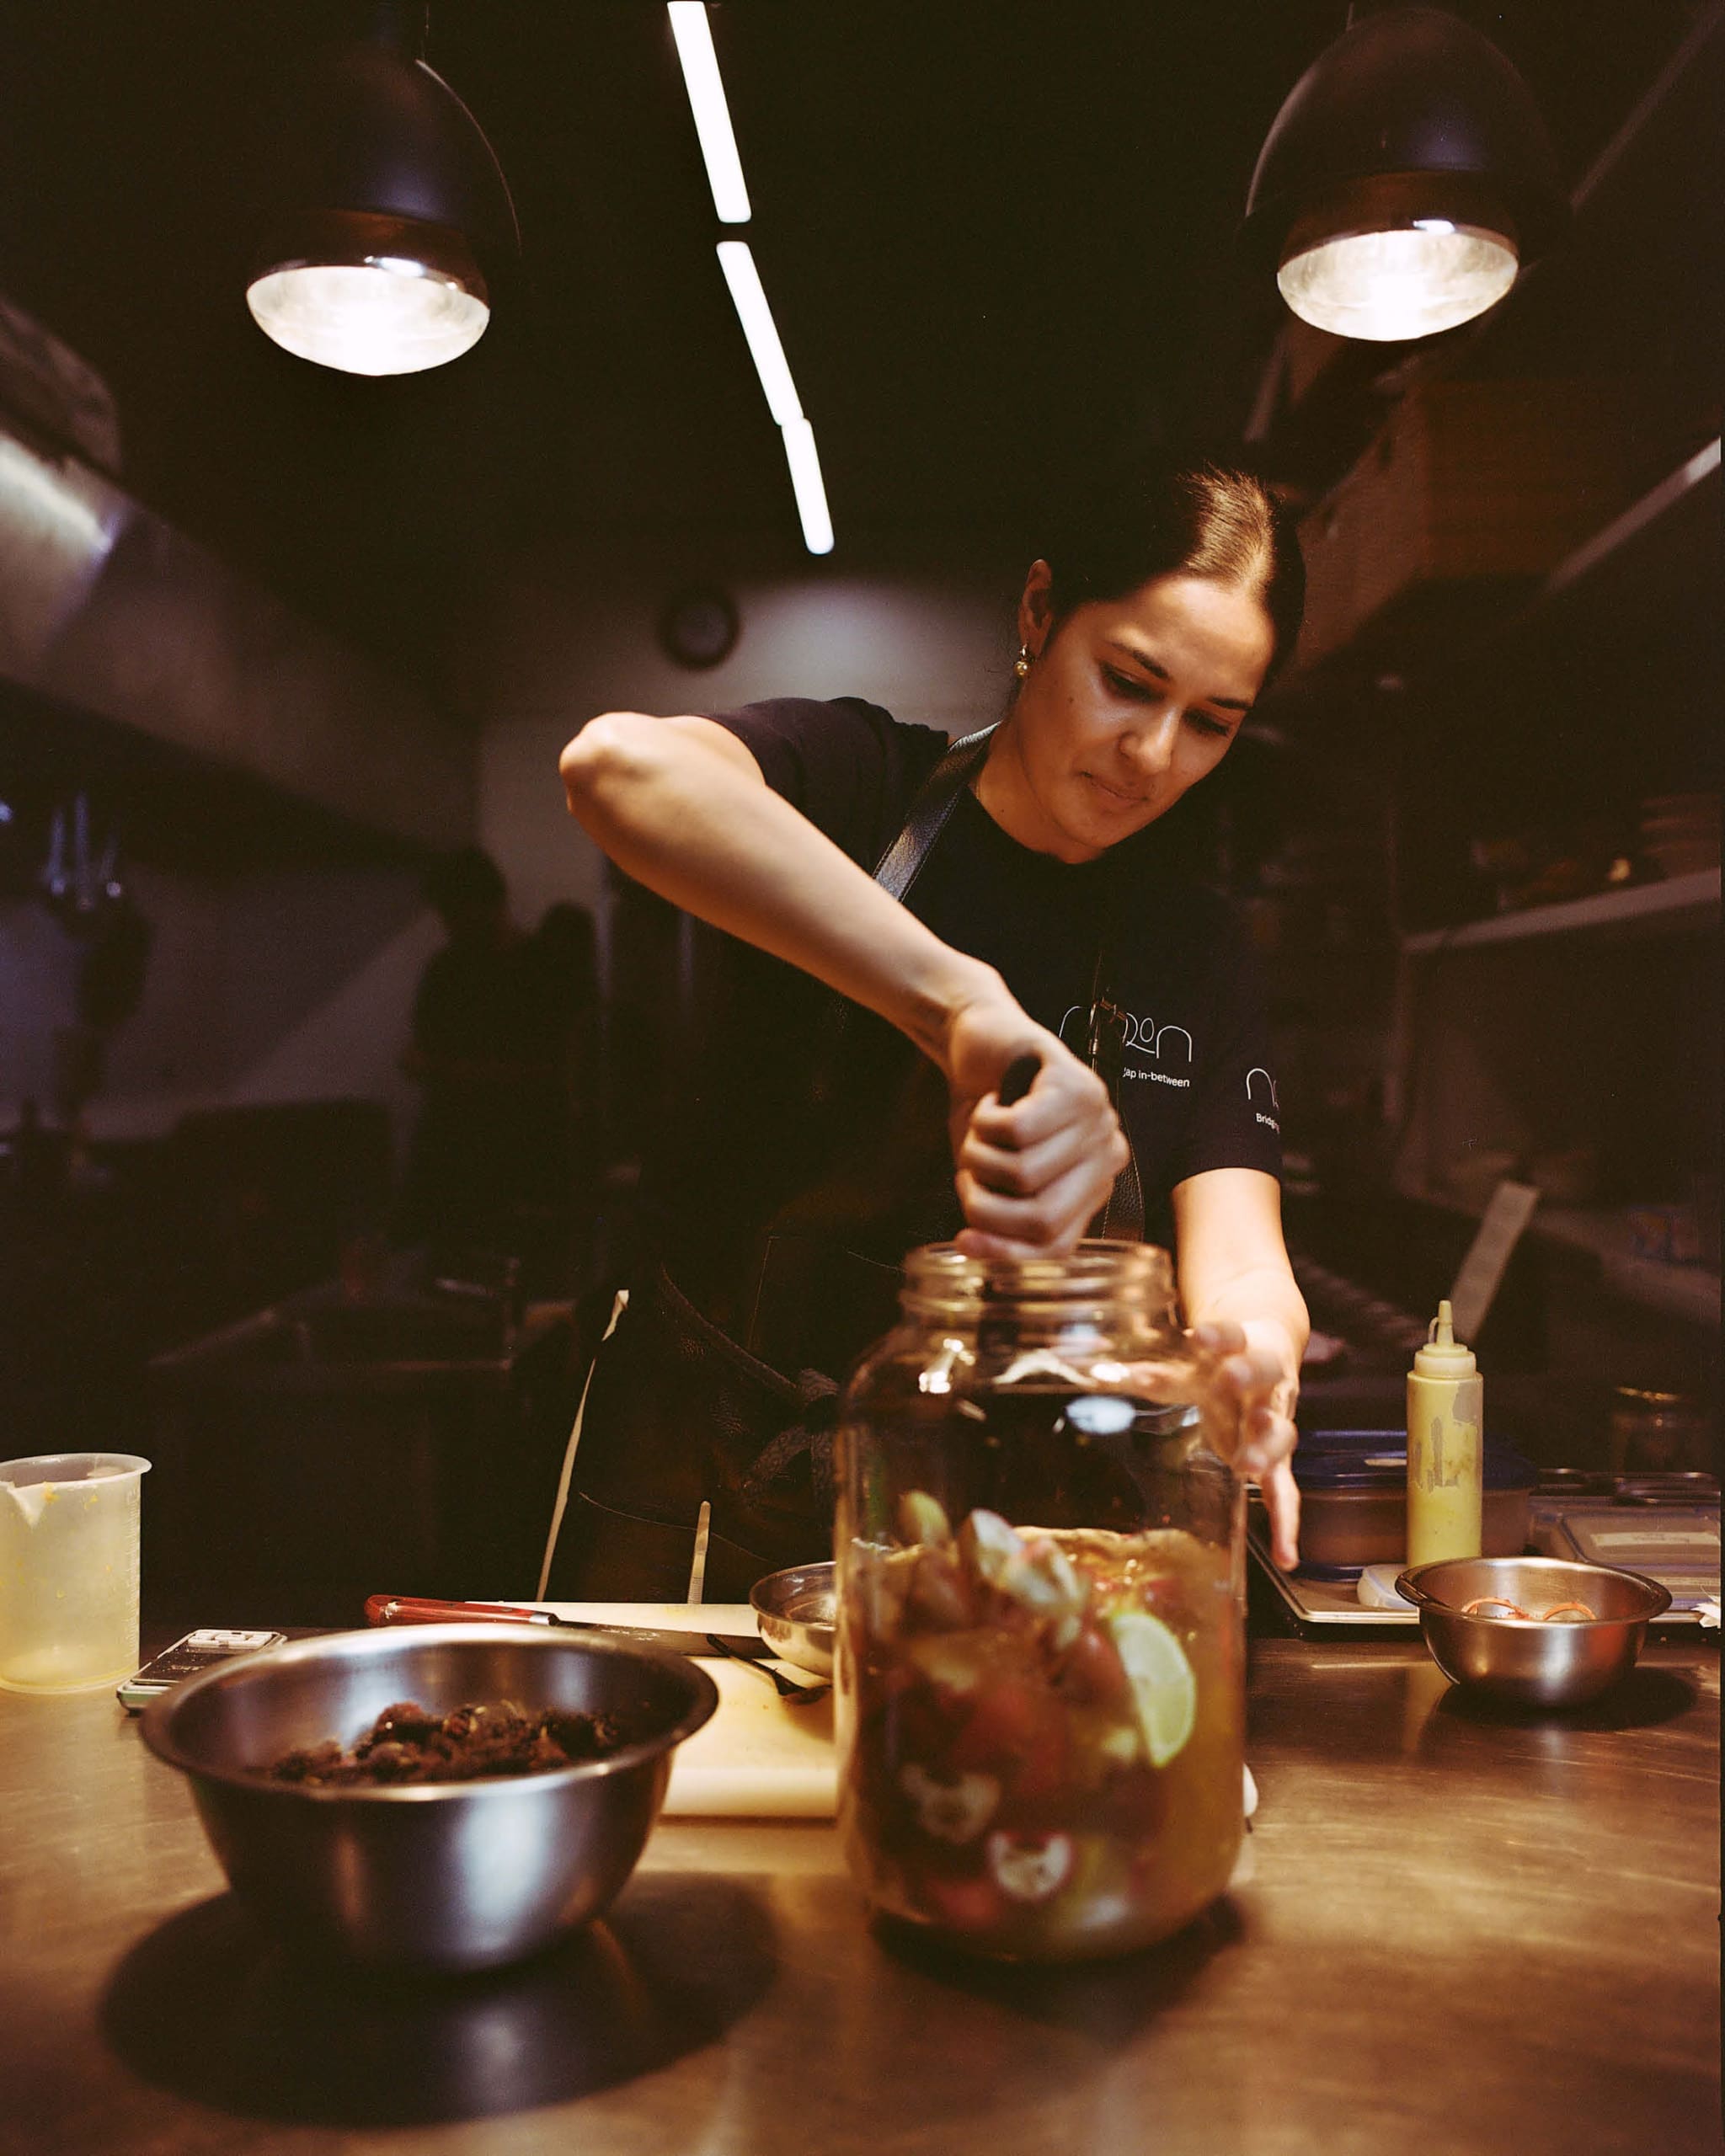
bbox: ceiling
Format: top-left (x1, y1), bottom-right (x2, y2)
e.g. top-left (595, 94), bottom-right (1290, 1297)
top-left (0, 0), bottom-right (1707, 714)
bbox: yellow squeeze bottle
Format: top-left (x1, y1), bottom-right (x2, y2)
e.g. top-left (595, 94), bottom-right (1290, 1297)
top-left (1406, 1299), bottom-right (1483, 1566)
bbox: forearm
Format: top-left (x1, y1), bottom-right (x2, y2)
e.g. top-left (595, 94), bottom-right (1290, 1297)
top-left (1172, 1172), bottom-right (1306, 1563)
top-left (1172, 1170), bottom-right (1309, 1410)
top-left (563, 710), bottom-right (1129, 1256)
top-left (563, 713), bottom-right (993, 1058)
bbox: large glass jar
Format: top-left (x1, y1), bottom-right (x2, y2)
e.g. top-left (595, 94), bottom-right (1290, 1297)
top-left (836, 1241), bottom-right (1244, 1962)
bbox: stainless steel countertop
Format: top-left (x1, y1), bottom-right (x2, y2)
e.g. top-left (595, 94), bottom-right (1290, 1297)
top-left (2, 1635), bottom-right (1717, 2155)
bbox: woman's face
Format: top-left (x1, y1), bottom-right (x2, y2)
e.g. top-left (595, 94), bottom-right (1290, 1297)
top-left (990, 562), bottom-right (1276, 864)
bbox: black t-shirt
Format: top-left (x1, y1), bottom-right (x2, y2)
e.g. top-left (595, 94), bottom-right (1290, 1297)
top-left (642, 696), bottom-right (1280, 1331)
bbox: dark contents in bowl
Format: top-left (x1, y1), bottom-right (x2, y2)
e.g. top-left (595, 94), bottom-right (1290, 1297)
top-left (264, 1699), bottom-right (635, 1786)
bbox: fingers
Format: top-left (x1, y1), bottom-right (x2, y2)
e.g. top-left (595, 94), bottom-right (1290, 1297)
top-left (1216, 1346), bottom-right (1288, 1405)
top-left (969, 1060), bottom-right (1113, 1153)
top-left (953, 1167), bottom-right (1106, 1255)
top-left (955, 1228), bottom-right (1055, 1263)
top-left (953, 1043), bottom-right (1126, 1248)
top-left (1236, 1405), bottom-right (1295, 1481)
top-left (954, 1145), bottom-right (1123, 1257)
top-left (1259, 1456), bottom-right (1301, 1572)
top-left (958, 1113), bottom-right (1114, 1200)
top-left (1220, 1380), bottom-right (1299, 1567)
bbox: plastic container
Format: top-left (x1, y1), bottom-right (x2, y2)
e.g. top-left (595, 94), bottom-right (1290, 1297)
top-left (0, 1453), bottom-right (151, 1693)
top-left (836, 1241), bottom-right (1243, 1962)
top-left (1294, 1432), bottom-right (1535, 1576)
top-left (1407, 1299), bottom-right (1483, 1566)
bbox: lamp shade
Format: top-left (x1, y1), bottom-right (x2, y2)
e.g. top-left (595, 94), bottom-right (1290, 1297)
top-left (1242, 5), bottom-right (1567, 342)
top-left (248, 33), bottom-right (517, 376)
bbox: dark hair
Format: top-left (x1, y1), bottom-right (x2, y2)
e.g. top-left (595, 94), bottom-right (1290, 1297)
top-left (423, 845), bottom-right (506, 919)
top-left (1035, 455), bottom-right (1306, 683)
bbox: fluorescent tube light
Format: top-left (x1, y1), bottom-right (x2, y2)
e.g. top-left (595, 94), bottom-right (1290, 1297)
top-left (717, 240), bottom-right (802, 425)
top-left (782, 418), bottom-right (834, 555)
top-left (668, 4), bottom-right (751, 224)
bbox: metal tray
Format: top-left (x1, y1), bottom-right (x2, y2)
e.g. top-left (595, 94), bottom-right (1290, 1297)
top-left (1247, 1504), bottom-right (1709, 1631)
top-left (1248, 1513), bottom-right (1418, 1629)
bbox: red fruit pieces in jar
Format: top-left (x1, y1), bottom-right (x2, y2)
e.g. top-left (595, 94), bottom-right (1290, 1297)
top-left (947, 1675), bottom-right (1071, 1800)
top-left (1053, 1620), bottom-right (1131, 1709)
top-left (916, 1869), bottom-right (1007, 1935)
top-left (904, 1546), bottom-right (975, 1630)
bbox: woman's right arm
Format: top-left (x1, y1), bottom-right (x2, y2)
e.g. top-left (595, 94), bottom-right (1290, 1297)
top-left (560, 712), bottom-right (1126, 1253)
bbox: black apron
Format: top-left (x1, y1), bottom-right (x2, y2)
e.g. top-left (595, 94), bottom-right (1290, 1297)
top-left (539, 727), bottom-right (1143, 1603)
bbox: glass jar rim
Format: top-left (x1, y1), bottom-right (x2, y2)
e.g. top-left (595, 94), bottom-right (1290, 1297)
top-left (900, 1239), bottom-right (1176, 1321)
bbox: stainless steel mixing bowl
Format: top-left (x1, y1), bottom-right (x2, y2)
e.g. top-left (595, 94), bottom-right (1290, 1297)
top-left (750, 1561), bottom-right (836, 1677)
top-left (141, 1625), bottom-right (718, 1972)
top-left (1396, 1556), bottom-right (1672, 1708)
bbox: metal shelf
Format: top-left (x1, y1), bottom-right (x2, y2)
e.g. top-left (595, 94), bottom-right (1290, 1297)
top-left (1397, 1183), bottom-right (1720, 1328)
top-left (1262, 435), bottom-right (1720, 726)
top-left (1533, 1207), bottom-right (1720, 1329)
top-left (1541, 438), bottom-right (1719, 606)
top-left (1402, 869), bottom-right (1719, 954)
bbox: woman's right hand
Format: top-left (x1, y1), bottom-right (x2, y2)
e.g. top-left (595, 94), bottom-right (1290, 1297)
top-left (939, 983), bottom-right (1129, 1260)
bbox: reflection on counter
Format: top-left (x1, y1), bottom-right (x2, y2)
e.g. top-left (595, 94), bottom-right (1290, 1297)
top-left (101, 1876), bottom-right (776, 2130)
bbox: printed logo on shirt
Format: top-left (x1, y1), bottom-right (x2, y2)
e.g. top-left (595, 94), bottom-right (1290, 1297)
top-left (1247, 1067), bottom-right (1280, 1133)
top-left (1059, 1004), bottom-right (1194, 1088)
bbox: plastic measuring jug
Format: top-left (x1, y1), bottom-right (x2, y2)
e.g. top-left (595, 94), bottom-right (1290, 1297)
top-left (0, 1453), bottom-right (151, 1692)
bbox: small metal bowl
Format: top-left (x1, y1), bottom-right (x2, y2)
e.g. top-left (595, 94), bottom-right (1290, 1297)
top-left (750, 1562), bottom-right (836, 1678)
top-left (1397, 1556), bottom-right (1672, 1709)
top-left (141, 1625), bottom-right (718, 1972)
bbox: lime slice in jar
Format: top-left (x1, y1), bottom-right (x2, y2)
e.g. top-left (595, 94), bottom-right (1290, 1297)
top-left (1106, 1612), bottom-right (1197, 1768)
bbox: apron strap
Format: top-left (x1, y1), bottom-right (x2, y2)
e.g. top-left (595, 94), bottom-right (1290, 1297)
top-left (871, 723), bottom-right (997, 899)
top-left (806, 723), bottom-right (996, 1107)
top-left (1083, 864), bottom-right (1147, 1243)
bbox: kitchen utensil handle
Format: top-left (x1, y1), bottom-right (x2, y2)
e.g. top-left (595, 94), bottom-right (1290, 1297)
top-left (705, 1634), bottom-right (830, 1704)
top-left (366, 1594), bottom-right (549, 1629)
top-left (998, 1053), bottom-right (1040, 1107)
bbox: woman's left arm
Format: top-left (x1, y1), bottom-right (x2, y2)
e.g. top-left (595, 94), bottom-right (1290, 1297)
top-left (1172, 1166), bottom-right (1307, 1571)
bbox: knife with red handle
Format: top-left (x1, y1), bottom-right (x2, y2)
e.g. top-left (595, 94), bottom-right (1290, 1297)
top-left (365, 1594), bottom-right (767, 1657)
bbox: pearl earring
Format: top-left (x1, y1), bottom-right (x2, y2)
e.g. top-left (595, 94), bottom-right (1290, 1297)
top-left (1013, 643), bottom-right (1032, 680)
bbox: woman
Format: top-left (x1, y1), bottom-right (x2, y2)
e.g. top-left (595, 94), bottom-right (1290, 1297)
top-left (546, 456), bottom-right (1307, 1600)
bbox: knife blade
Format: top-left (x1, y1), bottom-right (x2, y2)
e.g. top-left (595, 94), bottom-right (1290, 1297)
top-left (364, 1593), bottom-right (769, 1658)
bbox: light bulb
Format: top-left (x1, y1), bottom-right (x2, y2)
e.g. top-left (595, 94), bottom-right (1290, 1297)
top-left (247, 256), bottom-right (489, 376)
top-left (1279, 221), bottom-right (1518, 341)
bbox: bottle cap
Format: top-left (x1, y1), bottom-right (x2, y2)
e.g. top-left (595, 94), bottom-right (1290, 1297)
top-left (1413, 1298), bottom-right (1476, 1379)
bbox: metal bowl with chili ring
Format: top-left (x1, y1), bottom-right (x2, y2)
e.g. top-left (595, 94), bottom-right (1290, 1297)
top-left (1395, 1555), bottom-right (1671, 1709)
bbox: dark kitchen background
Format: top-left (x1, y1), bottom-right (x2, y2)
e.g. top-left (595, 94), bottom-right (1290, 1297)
top-left (0, 2), bottom-right (1717, 1624)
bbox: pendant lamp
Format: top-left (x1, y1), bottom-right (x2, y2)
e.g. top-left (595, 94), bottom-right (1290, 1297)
top-left (247, 4), bottom-right (518, 376)
top-left (1242, 3), bottom-right (1567, 343)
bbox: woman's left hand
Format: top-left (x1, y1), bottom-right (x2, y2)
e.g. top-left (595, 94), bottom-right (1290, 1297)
top-left (1192, 1320), bottom-right (1300, 1572)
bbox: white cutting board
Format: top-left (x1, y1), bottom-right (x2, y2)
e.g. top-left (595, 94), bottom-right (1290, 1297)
top-left (537, 1599), bottom-right (837, 1819)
